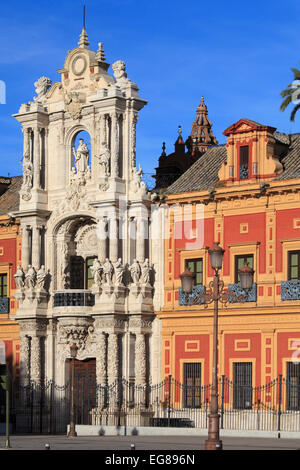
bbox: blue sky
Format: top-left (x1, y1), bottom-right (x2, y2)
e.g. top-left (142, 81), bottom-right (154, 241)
top-left (1, 0), bottom-right (300, 178)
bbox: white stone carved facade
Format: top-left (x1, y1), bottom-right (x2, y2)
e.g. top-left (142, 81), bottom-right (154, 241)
top-left (12, 27), bottom-right (164, 392)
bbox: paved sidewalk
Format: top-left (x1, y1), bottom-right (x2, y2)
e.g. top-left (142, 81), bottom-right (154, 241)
top-left (0, 434), bottom-right (300, 450)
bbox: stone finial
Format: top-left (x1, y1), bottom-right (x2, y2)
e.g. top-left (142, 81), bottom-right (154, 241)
top-left (78, 27), bottom-right (90, 48)
top-left (96, 43), bottom-right (106, 62)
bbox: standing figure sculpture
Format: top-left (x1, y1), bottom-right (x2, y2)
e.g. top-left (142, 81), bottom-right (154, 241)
top-left (25, 265), bottom-right (36, 289)
top-left (141, 258), bottom-right (151, 285)
top-left (129, 259), bottom-right (141, 284)
top-left (98, 142), bottom-right (111, 176)
top-left (114, 258), bottom-right (125, 286)
top-left (91, 258), bottom-right (102, 286)
top-left (73, 138), bottom-right (90, 174)
top-left (36, 266), bottom-right (47, 290)
top-left (103, 258), bottom-right (114, 285)
top-left (14, 266), bottom-right (25, 289)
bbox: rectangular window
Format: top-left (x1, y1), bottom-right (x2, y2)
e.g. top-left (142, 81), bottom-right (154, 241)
top-left (183, 363), bottom-right (201, 408)
top-left (233, 362), bottom-right (252, 409)
top-left (239, 146), bottom-right (249, 180)
top-left (287, 362), bottom-right (300, 410)
top-left (185, 258), bottom-right (203, 285)
top-left (235, 254), bottom-right (254, 283)
top-left (86, 257), bottom-right (97, 289)
top-left (0, 274), bottom-right (8, 297)
top-left (288, 251), bottom-right (300, 281)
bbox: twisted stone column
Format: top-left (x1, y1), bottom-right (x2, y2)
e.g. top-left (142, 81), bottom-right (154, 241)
top-left (96, 332), bottom-right (107, 409)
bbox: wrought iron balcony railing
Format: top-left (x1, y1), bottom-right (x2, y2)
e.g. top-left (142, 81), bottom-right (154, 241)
top-left (53, 290), bottom-right (95, 308)
top-left (281, 280), bottom-right (300, 301)
top-left (0, 297), bottom-right (9, 314)
top-left (178, 285), bottom-right (206, 306)
top-left (240, 164), bottom-right (249, 180)
top-left (228, 283), bottom-right (257, 303)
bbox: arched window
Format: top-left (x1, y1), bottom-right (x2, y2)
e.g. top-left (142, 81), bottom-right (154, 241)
top-left (71, 130), bottom-right (92, 172)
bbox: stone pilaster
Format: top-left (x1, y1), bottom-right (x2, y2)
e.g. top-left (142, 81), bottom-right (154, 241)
top-left (97, 217), bottom-right (108, 263)
top-left (31, 225), bottom-right (41, 269)
top-left (110, 111), bottom-right (119, 177)
top-left (20, 335), bottom-right (31, 386)
top-left (109, 209), bottom-right (118, 262)
top-left (33, 127), bottom-right (41, 189)
top-left (107, 332), bottom-right (119, 383)
top-left (21, 225), bottom-right (31, 269)
top-left (135, 333), bottom-right (147, 386)
top-left (30, 336), bottom-right (41, 384)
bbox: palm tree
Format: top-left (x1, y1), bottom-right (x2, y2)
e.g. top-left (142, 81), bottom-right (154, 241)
top-left (280, 65), bottom-right (300, 121)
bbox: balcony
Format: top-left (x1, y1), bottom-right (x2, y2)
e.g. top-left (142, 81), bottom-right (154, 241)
top-left (0, 297), bottom-right (9, 314)
top-left (178, 285), bottom-right (206, 306)
top-left (281, 280), bottom-right (300, 301)
top-left (228, 283), bottom-right (257, 303)
top-left (53, 290), bottom-right (95, 308)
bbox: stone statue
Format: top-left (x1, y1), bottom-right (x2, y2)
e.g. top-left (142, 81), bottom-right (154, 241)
top-left (14, 266), bottom-right (25, 289)
top-left (112, 60), bottom-right (128, 82)
top-left (141, 258), bottom-right (151, 285)
top-left (98, 142), bottom-right (110, 176)
top-left (91, 258), bottom-right (102, 286)
top-left (22, 154), bottom-right (33, 188)
top-left (25, 265), bottom-right (36, 289)
top-left (34, 76), bottom-right (52, 103)
top-left (73, 138), bottom-right (90, 174)
top-left (36, 266), bottom-right (47, 290)
top-left (129, 259), bottom-right (141, 284)
top-left (103, 258), bottom-right (114, 285)
top-left (131, 164), bottom-right (146, 194)
top-left (114, 258), bottom-right (125, 286)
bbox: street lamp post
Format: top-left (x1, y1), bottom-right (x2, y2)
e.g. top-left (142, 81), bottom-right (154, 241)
top-left (180, 242), bottom-right (254, 451)
top-left (68, 343), bottom-right (78, 438)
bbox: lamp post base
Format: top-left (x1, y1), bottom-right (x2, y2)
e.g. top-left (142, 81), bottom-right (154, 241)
top-left (67, 429), bottom-right (77, 437)
top-left (204, 439), bottom-right (222, 450)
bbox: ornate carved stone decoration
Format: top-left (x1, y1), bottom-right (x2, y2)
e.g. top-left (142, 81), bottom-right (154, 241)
top-left (97, 142), bottom-right (111, 176)
top-left (135, 333), bottom-right (147, 385)
top-left (58, 324), bottom-right (94, 351)
top-left (36, 265), bottom-right (48, 290)
top-left (64, 91), bottom-right (82, 119)
top-left (20, 154), bottom-right (33, 201)
top-left (33, 76), bottom-right (52, 103)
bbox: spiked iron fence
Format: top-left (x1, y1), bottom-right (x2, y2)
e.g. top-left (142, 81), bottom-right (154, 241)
top-left (1, 375), bottom-right (300, 434)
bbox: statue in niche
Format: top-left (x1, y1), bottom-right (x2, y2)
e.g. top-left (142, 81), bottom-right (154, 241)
top-left (91, 258), bottom-right (102, 286)
top-left (129, 259), bottom-right (141, 284)
top-left (25, 265), bottom-right (36, 289)
top-left (103, 258), bottom-right (114, 285)
top-left (141, 258), bottom-right (151, 285)
top-left (114, 258), bottom-right (125, 286)
top-left (73, 138), bottom-right (90, 175)
top-left (14, 266), bottom-right (25, 289)
top-left (98, 142), bottom-right (110, 176)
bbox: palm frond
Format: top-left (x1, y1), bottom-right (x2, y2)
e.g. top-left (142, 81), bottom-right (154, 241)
top-left (280, 95), bottom-right (292, 111)
top-left (291, 68), bottom-right (300, 80)
top-left (290, 102), bottom-right (300, 121)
